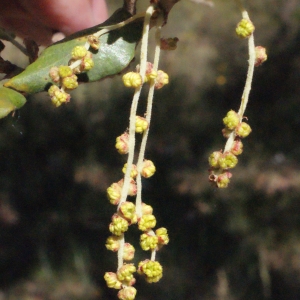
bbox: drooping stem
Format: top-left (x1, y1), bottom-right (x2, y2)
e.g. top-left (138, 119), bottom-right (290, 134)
top-left (117, 4), bottom-right (155, 270)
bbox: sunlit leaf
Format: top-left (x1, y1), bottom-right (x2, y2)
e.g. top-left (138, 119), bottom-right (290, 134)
top-left (4, 9), bottom-right (143, 95)
top-left (0, 87), bottom-right (26, 118)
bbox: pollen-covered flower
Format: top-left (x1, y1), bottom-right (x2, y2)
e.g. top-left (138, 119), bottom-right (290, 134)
top-left (48, 85), bottom-right (70, 107)
top-left (105, 235), bottom-right (121, 251)
top-left (141, 160), bottom-right (156, 178)
top-left (208, 151), bottom-right (222, 168)
top-left (223, 110), bottom-right (240, 130)
top-left (135, 116), bottom-right (149, 133)
top-left (122, 72), bottom-right (142, 88)
top-left (58, 65), bottom-right (73, 78)
top-left (109, 214), bottom-right (129, 236)
top-left (156, 227), bottom-right (169, 245)
top-left (236, 18), bottom-right (255, 38)
top-left (122, 163), bottom-right (138, 179)
top-left (138, 214), bottom-right (156, 231)
top-left (123, 243), bottom-right (135, 261)
top-left (117, 286), bottom-right (137, 300)
top-left (140, 232), bottom-right (158, 251)
top-left (116, 133), bottom-right (129, 154)
top-left (62, 74), bottom-right (78, 90)
top-left (216, 172), bottom-right (232, 188)
top-left (117, 263), bottom-right (136, 282)
top-left (218, 152), bottom-right (238, 169)
top-left (138, 260), bottom-right (163, 283)
top-left (104, 272), bottom-right (122, 289)
top-left (235, 122), bottom-right (252, 138)
top-left (81, 55), bottom-right (94, 71)
top-left (107, 182), bottom-right (122, 205)
top-left (71, 45), bottom-right (88, 60)
top-left (141, 203), bottom-right (153, 215)
top-left (119, 201), bottom-right (137, 223)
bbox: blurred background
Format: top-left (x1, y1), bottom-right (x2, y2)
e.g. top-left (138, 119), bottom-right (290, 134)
top-left (1, 0), bottom-right (300, 299)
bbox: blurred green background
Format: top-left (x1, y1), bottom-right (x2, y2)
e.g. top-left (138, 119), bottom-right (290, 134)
top-left (1, 0), bottom-right (300, 299)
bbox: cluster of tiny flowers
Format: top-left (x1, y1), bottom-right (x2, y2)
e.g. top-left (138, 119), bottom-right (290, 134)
top-left (236, 18), bottom-right (255, 38)
top-left (122, 62), bottom-right (169, 90)
top-left (208, 110), bottom-right (251, 188)
top-left (48, 36), bottom-right (98, 107)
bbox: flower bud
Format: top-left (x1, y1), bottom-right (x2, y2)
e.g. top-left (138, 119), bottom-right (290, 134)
top-left (236, 19), bottom-right (255, 38)
top-left (208, 151), bottom-right (222, 168)
top-left (135, 116), bottom-right (149, 133)
top-left (105, 235), bottom-right (121, 251)
top-left (58, 65), bottom-right (73, 78)
top-left (104, 272), bottom-right (122, 289)
top-left (155, 70), bottom-right (169, 89)
top-left (117, 263), bottom-right (136, 282)
top-left (48, 85), bottom-right (70, 107)
top-left (216, 172), bottom-right (232, 188)
top-left (115, 133), bottom-right (129, 154)
top-left (122, 72), bottom-right (142, 88)
top-left (137, 260), bottom-right (163, 283)
top-left (223, 110), bottom-right (240, 130)
top-left (140, 233), bottom-right (158, 251)
top-left (138, 214), bottom-right (156, 231)
top-left (141, 203), bottom-right (153, 215)
top-left (156, 227), bottom-right (169, 245)
top-left (122, 163), bottom-right (138, 179)
top-left (255, 46), bottom-right (267, 67)
top-left (141, 160), bottom-right (156, 178)
top-left (81, 55), bottom-right (94, 71)
top-left (218, 152), bottom-right (238, 169)
top-left (109, 214), bottom-right (129, 236)
top-left (71, 45), bottom-right (88, 60)
top-left (119, 201), bottom-right (137, 223)
top-left (107, 182), bottom-right (122, 205)
top-left (231, 139), bottom-right (243, 155)
top-left (235, 122), bottom-right (252, 138)
top-left (117, 286), bottom-right (137, 300)
top-left (123, 243), bottom-right (135, 261)
top-left (49, 67), bottom-right (60, 83)
top-left (62, 74), bottom-right (78, 90)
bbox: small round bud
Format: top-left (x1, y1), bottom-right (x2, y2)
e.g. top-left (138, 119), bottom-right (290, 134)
top-left (49, 67), bottom-right (60, 83)
top-left (122, 163), bottom-right (138, 179)
top-left (135, 116), bottom-right (149, 133)
top-left (48, 85), bottom-right (70, 107)
top-left (109, 214), bottom-right (129, 236)
top-left (208, 151), bottom-right (222, 168)
top-left (155, 70), bottom-right (169, 89)
top-left (88, 35), bottom-right (100, 50)
top-left (141, 160), bottom-right (156, 178)
top-left (116, 133), bottom-right (129, 154)
top-left (137, 260), bottom-right (163, 283)
top-left (218, 152), bottom-right (238, 169)
top-left (223, 110), bottom-right (240, 130)
top-left (81, 55), bottom-right (94, 71)
top-left (122, 72), bottom-right (142, 88)
top-left (117, 263), bottom-right (136, 282)
top-left (156, 227), bottom-right (169, 245)
top-left (104, 272), bottom-right (122, 289)
top-left (235, 122), bottom-right (252, 138)
top-left (117, 178), bottom-right (137, 197)
top-left (117, 286), bottom-right (137, 300)
top-left (107, 182), bottom-right (122, 205)
top-left (123, 243), bottom-right (135, 261)
top-left (119, 201), bottom-right (137, 223)
top-left (236, 19), bottom-right (255, 38)
top-left (255, 46), bottom-right (267, 67)
top-left (62, 74), bottom-right (78, 90)
top-left (141, 203), bottom-right (153, 215)
top-left (216, 172), bottom-right (232, 188)
top-left (105, 235), bottom-right (121, 251)
top-left (140, 233), bottom-right (158, 251)
top-left (231, 139), bottom-right (243, 155)
top-left (71, 45), bottom-right (88, 60)
top-left (160, 37), bottom-right (179, 50)
top-left (58, 65), bottom-right (73, 78)
top-left (138, 214), bottom-right (156, 231)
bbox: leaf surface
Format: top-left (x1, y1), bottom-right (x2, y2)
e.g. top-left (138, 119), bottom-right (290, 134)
top-left (4, 9), bottom-right (143, 94)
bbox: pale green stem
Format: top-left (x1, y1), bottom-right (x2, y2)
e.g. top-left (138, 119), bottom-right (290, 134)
top-left (224, 10), bottom-right (255, 153)
top-left (117, 5), bottom-right (155, 270)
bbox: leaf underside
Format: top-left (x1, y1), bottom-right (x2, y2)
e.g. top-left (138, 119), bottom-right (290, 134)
top-left (4, 8), bottom-right (143, 95)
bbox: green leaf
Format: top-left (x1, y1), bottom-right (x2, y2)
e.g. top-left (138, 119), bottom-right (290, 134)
top-left (4, 9), bottom-right (143, 95)
top-left (0, 86), bottom-right (26, 118)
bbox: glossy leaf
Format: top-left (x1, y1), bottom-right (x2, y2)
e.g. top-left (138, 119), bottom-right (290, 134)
top-left (4, 9), bottom-right (143, 95)
top-left (0, 86), bottom-right (26, 118)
